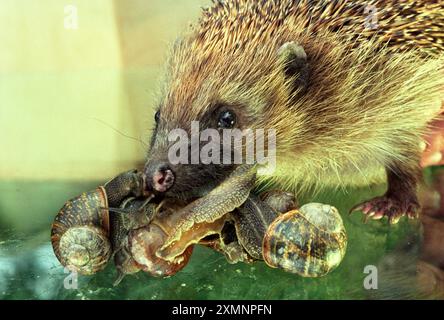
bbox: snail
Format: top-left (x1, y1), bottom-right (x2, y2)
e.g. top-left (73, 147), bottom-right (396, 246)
top-left (119, 198), bottom-right (195, 279)
top-left (108, 197), bottom-right (157, 285)
top-left (50, 169), bottom-right (148, 275)
top-left (127, 196), bottom-right (254, 276)
top-left (210, 193), bottom-right (347, 277)
top-left (262, 203), bottom-right (348, 277)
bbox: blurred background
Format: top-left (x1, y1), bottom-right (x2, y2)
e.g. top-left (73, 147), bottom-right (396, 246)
top-left (0, 0), bottom-right (207, 231)
top-left (0, 0), bottom-right (443, 300)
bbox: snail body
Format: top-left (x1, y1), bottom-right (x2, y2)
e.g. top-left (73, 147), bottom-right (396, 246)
top-left (110, 197), bottom-right (157, 285)
top-left (115, 198), bottom-right (195, 278)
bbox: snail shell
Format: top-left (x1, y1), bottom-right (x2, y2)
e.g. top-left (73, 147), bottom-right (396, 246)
top-left (129, 223), bottom-right (193, 278)
top-left (128, 200), bottom-right (185, 277)
top-left (263, 203), bottom-right (347, 277)
top-left (51, 187), bottom-right (111, 275)
top-left (127, 197), bottom-right (232, 277)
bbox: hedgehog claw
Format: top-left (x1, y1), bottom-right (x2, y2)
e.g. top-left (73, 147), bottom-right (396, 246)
top-left (349, 204), bottom-right (363, 215)
top-left (363, 211), bottom-right (375, 223)
top-left (350, 194), bottom-right (420, 225)
top-left (372, 211), bottom-right (384, 220)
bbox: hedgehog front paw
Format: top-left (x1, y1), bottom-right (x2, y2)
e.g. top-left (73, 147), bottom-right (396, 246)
top-left (350, 193), bottom-right (420, 224)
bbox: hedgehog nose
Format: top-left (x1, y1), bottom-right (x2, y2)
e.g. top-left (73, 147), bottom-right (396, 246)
top-left (145, 163), bottom-right (175, 193)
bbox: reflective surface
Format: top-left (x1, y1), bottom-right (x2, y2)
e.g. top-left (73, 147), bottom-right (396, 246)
top-left (1, 168), bottom-right (444, 300)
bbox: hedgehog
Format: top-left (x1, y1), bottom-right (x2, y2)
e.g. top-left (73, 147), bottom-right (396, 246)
top-left (142, 0), bottom-right (444, 225)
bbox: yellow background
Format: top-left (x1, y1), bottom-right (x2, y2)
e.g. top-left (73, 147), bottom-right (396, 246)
top-left (0, 0), bottom-right (207, 181)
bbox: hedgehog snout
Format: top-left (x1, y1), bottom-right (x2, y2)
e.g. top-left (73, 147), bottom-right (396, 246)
top-left (144, 162), bottom-right (175, 193)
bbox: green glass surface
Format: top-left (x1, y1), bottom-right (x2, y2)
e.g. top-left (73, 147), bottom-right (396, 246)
top-left (1, 168), bottom-right (442, 300)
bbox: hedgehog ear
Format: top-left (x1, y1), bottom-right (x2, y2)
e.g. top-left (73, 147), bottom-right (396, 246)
top-left (277, 41), bottom-right (309, 93)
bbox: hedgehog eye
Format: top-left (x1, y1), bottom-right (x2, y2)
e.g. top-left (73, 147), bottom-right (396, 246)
top-left (154, 110), bottom-right (160, 123)
top-left (217, 110), bottom-right (236, 129)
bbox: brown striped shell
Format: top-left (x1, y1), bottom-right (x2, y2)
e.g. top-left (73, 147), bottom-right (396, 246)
top-left (127, 197), bottom-right (244, 278)
top-left (129, 224), bottom-right (193, 278)
top-left (127, 199), bottom-right (204, 278)
top-left (51, 187), bottom-right (112, 275)
top-left (263, 203), bottom-right (347, 277)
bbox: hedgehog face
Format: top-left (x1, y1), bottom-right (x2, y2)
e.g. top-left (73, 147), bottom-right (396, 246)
top-left (143, 102), bottom-right (241, 199)
top-left (143, 35), bottom-right (309, 199)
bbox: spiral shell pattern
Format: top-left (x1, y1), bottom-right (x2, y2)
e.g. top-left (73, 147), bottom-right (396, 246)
top-left (263, 203), bottom-right (347, 277)
top-left (51, 187), bottom-right (111, 275)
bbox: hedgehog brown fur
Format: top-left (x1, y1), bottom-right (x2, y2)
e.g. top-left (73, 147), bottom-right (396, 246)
top-left (145, 0), bottom-right (444, 224)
